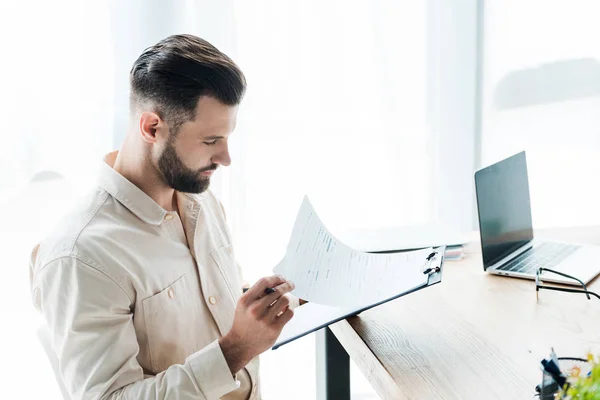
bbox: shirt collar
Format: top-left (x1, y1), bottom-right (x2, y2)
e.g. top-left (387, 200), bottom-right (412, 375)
top-left (98, 151), bottom-right (168, 226)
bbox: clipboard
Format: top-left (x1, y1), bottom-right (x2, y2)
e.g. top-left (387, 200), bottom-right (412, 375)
top-left (272, 246), bottom-right (445, 349)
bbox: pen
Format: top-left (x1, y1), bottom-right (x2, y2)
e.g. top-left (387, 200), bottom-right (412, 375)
top-left (242, 287), bottom-right (276, 294)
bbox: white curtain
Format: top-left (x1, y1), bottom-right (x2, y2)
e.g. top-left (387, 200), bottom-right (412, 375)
top-left (228, 0), bottom-right (432, 282)
top-left (0, 0), bottom-right (114, 204)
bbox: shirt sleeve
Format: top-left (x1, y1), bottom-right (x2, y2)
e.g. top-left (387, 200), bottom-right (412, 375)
top-left (34, 256), bottom-right (239, 400)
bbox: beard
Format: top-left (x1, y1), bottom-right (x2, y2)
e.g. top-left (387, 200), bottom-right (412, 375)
top-left (158, 140), bottom-right (217, 194)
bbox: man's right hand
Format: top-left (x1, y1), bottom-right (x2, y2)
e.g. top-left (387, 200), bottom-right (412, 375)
top-left (219, 275), bottom-right (295, 374)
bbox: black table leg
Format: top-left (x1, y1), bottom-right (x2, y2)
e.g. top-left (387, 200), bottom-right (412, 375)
top-left (316, 327), bottom-right (350, 400)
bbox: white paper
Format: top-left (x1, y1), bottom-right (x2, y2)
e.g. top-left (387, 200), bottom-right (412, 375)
top-left (336, 223), bottom-right (468, 253)
top-left (274, 196), bottom-right (432, 308)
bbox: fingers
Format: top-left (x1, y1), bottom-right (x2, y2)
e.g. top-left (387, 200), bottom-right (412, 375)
top-left (274, 307), bottom-right (294, 328)
top-left (243, 275), bottom-right (287, 300)
top-left (266, 294), bottom-right (291, 320)
top-left (240, 275), bottom-right (296, 329)
top-left (258, 280), bottom-right (295, 309)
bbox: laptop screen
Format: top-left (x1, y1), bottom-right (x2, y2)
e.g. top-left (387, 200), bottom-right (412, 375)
top-left (474, 151), bottom-right (534, 269)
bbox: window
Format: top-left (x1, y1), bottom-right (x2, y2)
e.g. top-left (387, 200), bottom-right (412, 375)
top-left (481, 1), bottom-right (600, 227)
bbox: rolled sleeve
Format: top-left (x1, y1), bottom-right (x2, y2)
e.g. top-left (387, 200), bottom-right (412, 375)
top-left (187, 340), bottom-right (240, 399)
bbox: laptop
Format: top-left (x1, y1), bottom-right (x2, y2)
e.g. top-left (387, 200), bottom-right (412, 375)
top-left (474, 151), bottom-right (600, 285)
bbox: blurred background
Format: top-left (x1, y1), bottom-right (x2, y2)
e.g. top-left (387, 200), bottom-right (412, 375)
top-left (1, 0), bottom-right (599, 398)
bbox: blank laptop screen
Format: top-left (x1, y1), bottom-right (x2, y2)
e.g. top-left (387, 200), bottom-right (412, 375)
top-left (475, 151), bottom-right (534, 268)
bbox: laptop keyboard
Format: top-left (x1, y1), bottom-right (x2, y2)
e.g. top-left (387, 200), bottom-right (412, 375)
top-left (497, 242), bottom-right (580, 275)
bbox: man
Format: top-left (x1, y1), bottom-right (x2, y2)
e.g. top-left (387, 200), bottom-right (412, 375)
top-left (29, 34), bottom-right (297, 399)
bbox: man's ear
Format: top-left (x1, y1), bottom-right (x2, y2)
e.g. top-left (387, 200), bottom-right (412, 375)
top-left (139, 112), bottom-right (164, 144)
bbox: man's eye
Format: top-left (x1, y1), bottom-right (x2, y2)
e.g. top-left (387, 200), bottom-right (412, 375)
top-left (203, 140), bottom-right (218, 146)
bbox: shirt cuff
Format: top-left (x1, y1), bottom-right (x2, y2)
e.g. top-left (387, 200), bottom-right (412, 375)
top-left (187, 339), bottom-right (240, 399)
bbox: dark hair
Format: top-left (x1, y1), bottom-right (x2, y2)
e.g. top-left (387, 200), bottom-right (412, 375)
top-left (129, 34), bottom-right (246, 134)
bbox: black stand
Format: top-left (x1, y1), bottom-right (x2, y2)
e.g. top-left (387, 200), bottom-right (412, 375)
top-left (316, 327), bottom-right (350, 400)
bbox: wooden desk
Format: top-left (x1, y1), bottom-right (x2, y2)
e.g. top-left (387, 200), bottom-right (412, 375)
top-left (327, 226), bottom-right (600, 399)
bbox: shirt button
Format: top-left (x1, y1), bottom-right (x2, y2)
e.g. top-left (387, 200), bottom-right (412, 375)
top-left (168, 288), bottom-right (175, 299)
top-left (164, 214), bottom-right (174, 220)
top-left (208, 296), bottom-right (217, 305)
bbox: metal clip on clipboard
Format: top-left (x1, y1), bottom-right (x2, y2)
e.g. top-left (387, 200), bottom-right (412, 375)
top-left (422, 246), bottom-right (445, 285)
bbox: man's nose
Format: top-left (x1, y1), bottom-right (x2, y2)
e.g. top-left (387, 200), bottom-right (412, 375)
top-left (213, 143), bottom-right (231, 167)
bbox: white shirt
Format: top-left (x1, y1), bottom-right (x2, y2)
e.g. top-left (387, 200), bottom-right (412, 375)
top-left (30, 151), bottom-right (264, 399)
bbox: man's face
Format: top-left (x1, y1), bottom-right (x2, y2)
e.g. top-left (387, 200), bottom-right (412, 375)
top-left (157, 96), bottom-right (237, 193)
